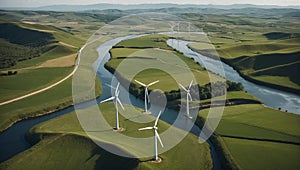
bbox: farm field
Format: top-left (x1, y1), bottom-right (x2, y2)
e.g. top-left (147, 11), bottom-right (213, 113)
top-left (188, 26), bottom-right (300, 93)
top-left (198, 104), bottom-right (300, 169)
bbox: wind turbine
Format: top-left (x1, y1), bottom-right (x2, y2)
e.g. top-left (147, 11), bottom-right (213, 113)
top-left (177, 22), bottom-right (180, 48)
top-left (188, 22), bottom-right (191, 37)
top-left (168, 23), bottom-right (176, 46)
top-left (139, 111), bottom-right (164, 161)
top-left (100, 82), bottom-right (125, 130)
top-left (135, 79), bottom-right (159, 113)
top-left (179, 80), bottom-right (193, 119)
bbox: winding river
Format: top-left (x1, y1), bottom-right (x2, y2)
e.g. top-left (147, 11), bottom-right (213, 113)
top-left (167, 39), bottom-right (300, 115)
top-left (1, 34), bottom-right (299, 170)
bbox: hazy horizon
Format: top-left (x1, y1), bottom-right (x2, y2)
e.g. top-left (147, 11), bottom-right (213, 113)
top-left (0, 0), bottom-right (299, 8)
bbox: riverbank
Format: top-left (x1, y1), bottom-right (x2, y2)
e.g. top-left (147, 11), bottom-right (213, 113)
top-left (0, 77), bottom-right (101, 133)
top-left (189, 47), bottom-right (300, 96)
top-left (1, 103), bottom-right (213, 170)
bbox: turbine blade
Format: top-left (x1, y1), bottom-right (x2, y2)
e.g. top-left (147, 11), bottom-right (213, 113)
top-left (135, 80), bottom-right (146, 87)
top-left (116, 82), bottom-right (120, 91)
top-left (154, 111), bottom-right (162, 126)
top-left (188, 93), bottom-right (193, 101)
top-left (105, 83), bottom-right (116, 89)
top-left (138, 127), bottom-right (153, 131)
top-left (155, 130), bottom-right (164, 147)
top-left (100, 96), bottom-right (115, 103)
top-left (188, 80), bottom-right (193, 89)
top-left (115, 83), bottom-right (120, 96)
top-left (147, 80), bottom-right (159, 87)
top-left (178, 83), bottom-right (188, 92)
top-left (117, 98), bottom-right (124, 110)
top-left (146, 88), bottom-right (150, 103)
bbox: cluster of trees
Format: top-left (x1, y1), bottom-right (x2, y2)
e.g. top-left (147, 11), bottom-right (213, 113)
top-left (0, 70), bottom-right (18, 76)
top-left (127, 78), bottom-right (244, 102)
top-left (0, 43), bottom-right (55, 68)
top-left (164, 80), bottom-right (244, 101)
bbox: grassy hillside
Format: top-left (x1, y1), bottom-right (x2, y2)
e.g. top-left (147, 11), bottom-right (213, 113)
top-left (0, 22), bottom-right (56, 68)
top-left (0, 10), bottom-right (114, 40)
top-left (0, 134), bottom-right (139, 170)
top-left (0, 14), bottom-right (101, 132)
top-left (184, 11), bottom-right (300, 94)
top-left (0, 67), bottom-right (73, 102)
top-left (189, 33), bottom-right (300, 93)
top-left (0, 17), bottom-right (82, 69)
top-left (0, 77), bottom-right (102, 132)
top-left (198, 104), bottom-right (300, 169)
top-left (0, 103), bottom-right (212, 170)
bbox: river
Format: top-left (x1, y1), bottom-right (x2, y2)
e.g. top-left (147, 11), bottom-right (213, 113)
top-left (0, 35), bottom-right (221, 169)
top-left (167, 39), bottom-right (300, 115)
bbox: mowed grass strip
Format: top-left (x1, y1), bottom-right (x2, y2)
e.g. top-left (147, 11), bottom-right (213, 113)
top-left (39, 53), bottom-right (77, 68)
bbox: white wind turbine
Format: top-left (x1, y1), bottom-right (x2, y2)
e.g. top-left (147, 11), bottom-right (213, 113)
top-left (168, 23), bottom-right (176, 46)
top-left (179, 80), bottom-right (193, 119)
top-left (139, 111), bottom-right (164, 161)
top-left (100, 82), bottom-right (125, 130)
top-left (135, 80), bottom-right (159, 113)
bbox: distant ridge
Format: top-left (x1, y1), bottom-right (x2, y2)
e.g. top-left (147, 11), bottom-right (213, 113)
top-left (1, 3), bottom-right (300, 11)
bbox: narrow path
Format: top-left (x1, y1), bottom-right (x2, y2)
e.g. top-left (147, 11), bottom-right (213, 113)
top-left (0, 47), bottom-right (82, 106)
top-left (220, 135), bottom-right (300, 145)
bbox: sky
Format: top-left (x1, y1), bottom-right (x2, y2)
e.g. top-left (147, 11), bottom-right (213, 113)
top-left (0, 0), bottom-right (299, 8)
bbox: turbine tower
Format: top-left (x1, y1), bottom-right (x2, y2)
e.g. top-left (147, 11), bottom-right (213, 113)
top-left (139, 111), bottom-right (164, 161)
top-left (100, 82), bottom-right (125, 130)
top-left (179, 80), bottom-right (193, 119)
top-left (135, 79), bottom-right (159, 113)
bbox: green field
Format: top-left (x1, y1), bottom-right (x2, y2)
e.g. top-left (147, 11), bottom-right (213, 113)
top-left (199, 91), bottom-right (261, 104)
top-left (7, 45), bottom-right (77, 69)
top-left (0, 17), bottom-right (83, 70)
top-left (0, 15), bottom-right (101, 132)
top-left (0, 67), bottom-right (73, 102)
top-left (107, 34), bottom-right (222, 92)
top-left (0, 134), bottom-right (140, 170)
top-left (0, 76), bottom-right (102, 132)
top-left (198, 104), bottom-right (300, 169)
top-left (188, 29), bottom-right (300, 93)
top-left (223, 137), bottom-right (300, 170)
top-left (0, 103), bottom-right (212, 170)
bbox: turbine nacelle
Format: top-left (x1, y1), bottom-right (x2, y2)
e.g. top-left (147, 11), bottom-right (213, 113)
top-left (135, 79), bottom-right (159, 112)
top-left (179, 80), bottom-right (194, 119)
